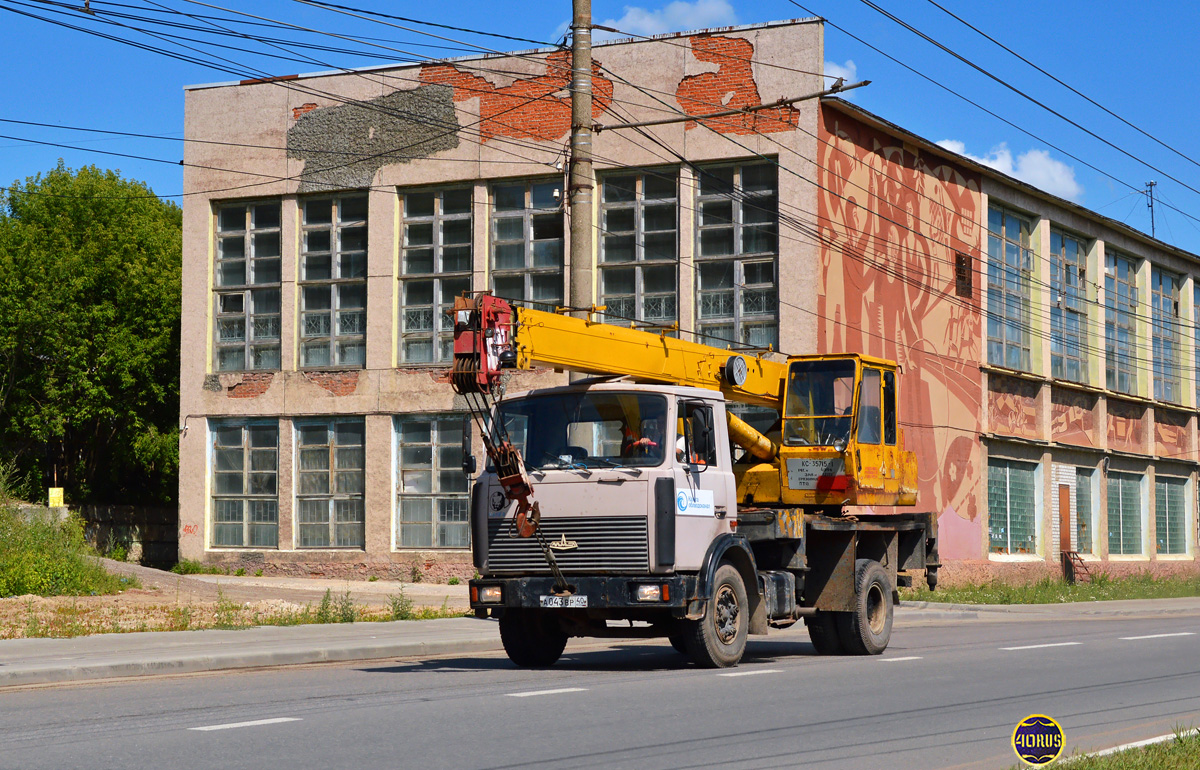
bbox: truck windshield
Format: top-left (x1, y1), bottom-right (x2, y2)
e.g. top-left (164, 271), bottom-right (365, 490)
top-left (783, 359), bottom-right (856, 447)
top-left (494, 392), bottom-right (670, 469)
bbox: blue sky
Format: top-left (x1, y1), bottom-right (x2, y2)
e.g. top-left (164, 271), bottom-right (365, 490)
top-left (3, 0), bottom-right (1198, 252)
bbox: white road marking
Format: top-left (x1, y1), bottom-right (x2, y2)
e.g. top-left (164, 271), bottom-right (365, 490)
top-left (1000, 642), bottom-right (1082, 651)
top-left (1082, 728), bottom-right (1200, 758)
top-left (1119, 632), bottom-right (1195, 641)
top-left (879, 656), bottom-right (923, 662)
top-left (506, 687), bottom-right (587, 698)
top-left (717, 669), bottom-right (783, 678)
top-left (189, 717), bottom-right (301, 732)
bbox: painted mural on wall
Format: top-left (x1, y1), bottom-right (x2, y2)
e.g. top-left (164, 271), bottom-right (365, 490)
top-left (420, 51), bottom-right (614, 142)
top-left (1107, 400), bottom-right (1146, 454)
top-left (1154, 408), bottom-right (1190, 460)
top-left (817, 107), bottom-right (983, 559)
top-left (675, 36), bottom-right (801, 135)
top-left (988, 375), bottom-right (1039, 440)
top-left (1050, 388), bottom-right (1098, 448)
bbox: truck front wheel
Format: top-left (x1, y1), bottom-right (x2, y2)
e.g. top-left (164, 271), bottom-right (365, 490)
top-left (683, 563), bottom-right (748, 668)
top-left (836, 559), bottom-right (893, 655)
top-left (498, 610), bottom-right (568, 667)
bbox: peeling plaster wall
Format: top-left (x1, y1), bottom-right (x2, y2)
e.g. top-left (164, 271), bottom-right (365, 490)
top-left (287, 85), bottom-right (460, 192)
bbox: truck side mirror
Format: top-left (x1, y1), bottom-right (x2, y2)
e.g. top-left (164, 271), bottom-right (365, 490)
top-left (461, 416), bottom-right (477, 476)
top-left (688, 405), bottom-right (713, 470)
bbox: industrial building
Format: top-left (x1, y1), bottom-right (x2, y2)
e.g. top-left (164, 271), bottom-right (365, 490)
top-left (179, 17), bottom-right (1198, 580)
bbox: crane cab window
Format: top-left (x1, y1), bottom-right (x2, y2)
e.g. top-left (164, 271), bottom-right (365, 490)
top-left (883, 370), bottom-right (897, 445)
top-left (679, 402), bottom-right (718, 467)
top-left (783, 359), bottom-right (855, 447)
top-left (857, 368), bottom-right (882, 445)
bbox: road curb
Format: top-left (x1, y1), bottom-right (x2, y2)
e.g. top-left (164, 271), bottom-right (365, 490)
top-left (0, 636), bottom-right (505, 689)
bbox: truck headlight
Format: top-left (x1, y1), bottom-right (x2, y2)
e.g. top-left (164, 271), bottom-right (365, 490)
top-left (635, 584), bottom-right (663, 602)
top-left (477, 586), bottom-right (503, 603)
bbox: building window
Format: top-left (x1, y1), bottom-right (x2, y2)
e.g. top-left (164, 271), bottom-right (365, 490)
top-left (214, 202), bottom-right (282, 371)
top-left (400, 188), bottom-right (472, 364)
top-left (1105, 252), bottom-right (1138, 394)
top-left (1155, 476), bottom-right (1187, 555)
top-left (296, 419), bottom-right (365, 548)
top-left (695, 163), bottom-right (779, 349)
top-left (211, 422), bottom-right (278, 547)
top-left (1151, 266), bottom-right (1182, 403)
top-left (599, 171), bottom-right (678, 328)
top-left (1050, 230), bottom-right (1088, 382)
top-left (988, 458), bottom-right (1036, 554)
top-left (491, 181), bottom-right (563, 308)
top-left (300, 195), bottom-right (367, 368)
top-left (1194, 284), bottom-right (1200, 406)
top-left (1075, 468), bottom-right (1093, 554)
top-left (986, 207), bottom-right (1032, 371)
top-left (1107, 471), bottom-right (1142, 555)
top-left (396, 415), bottom-right (469, 548)
top-left (954, 253), bottom-right (973, 298)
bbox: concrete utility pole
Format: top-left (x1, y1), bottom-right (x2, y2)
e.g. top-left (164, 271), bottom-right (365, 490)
top-left (568, 0), bottom-right (594, 314)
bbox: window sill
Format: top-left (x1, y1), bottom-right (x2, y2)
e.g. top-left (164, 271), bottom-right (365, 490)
top-left (1153, 553), bottom-right (1193, 561)
top-left (207, 547), bottom-right (280, 552)
top-left (1107, 554), bottom-right (1149, 561)
top-left (987, 553), bottom-right (1044, 562)
top-left (392, 546), bottom-right (471, 552)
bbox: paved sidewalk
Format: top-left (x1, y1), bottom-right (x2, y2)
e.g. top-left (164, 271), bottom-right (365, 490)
top-left (0, 617), bottom-right (501, 689)
top-left (3, 597), bottom-right (1198, 689)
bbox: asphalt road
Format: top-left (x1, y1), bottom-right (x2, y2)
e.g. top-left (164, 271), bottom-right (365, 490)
top-left (3, 612), bottom-right (1198, 770)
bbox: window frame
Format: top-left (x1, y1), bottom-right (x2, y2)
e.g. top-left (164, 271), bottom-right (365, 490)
top-left (987, 458), bottom-right (1037, 555)
top-left (1107, 471), bottom-right (1143, 556)
top-left (1049, 228), bottom-right (1088, 383)
top-left (295, 418), bottom-right (366, 549)
top-left (395, 414), bottom-right (470, 550)
top-left (1154, 475), bottom-right (1187, 555)
top-left (598, 169), bottom-right (679, 329)
top-left (1151, 265), bottom-right (1182, 403)
top-left (213, 201), bottom-right (283, 372)
top-left (694, 162), bottom-right (779, 350)
top-left (1105, 251), bottom-right (1138, 394)
top-left (489, 179), bottom-right (564, 309)
top-left (298, 194), bottom-right (368, 369)
top-left (986, 206), bottom-right (1033, 372)
top-left (210, 420), bottom-right (279, 549)
top-left (399, 187), bottom-right (474, 365)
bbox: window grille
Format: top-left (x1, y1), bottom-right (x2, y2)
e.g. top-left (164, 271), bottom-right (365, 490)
top-left (214, 202), bottom-right (282, 371)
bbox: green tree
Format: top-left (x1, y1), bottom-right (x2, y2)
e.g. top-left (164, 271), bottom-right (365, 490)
top-left (0, 162), bottom-right (181, 504)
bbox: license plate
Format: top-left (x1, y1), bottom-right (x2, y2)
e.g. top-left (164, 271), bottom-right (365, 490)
top-left (539, 594), bottom-right (588, 608)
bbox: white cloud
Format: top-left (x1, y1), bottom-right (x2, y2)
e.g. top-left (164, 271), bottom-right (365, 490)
top-left (824, 59), bottom-right (857, 85)
top-left (937, 140), bottom-right (1083, 202)
top-left (595, 0), bottom-right (738, 40)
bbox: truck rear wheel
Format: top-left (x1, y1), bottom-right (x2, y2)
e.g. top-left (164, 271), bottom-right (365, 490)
top-left (498, 610), bottom-right (568, 667)
top-left (683, 563), bottom-right (748, 668)
top-left (835, 559), bottom-right (893, 655)
top-left (805, 611), bottom-right (844, 655)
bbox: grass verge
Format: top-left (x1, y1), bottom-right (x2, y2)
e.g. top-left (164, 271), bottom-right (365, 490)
top-left (1013, 728), bottom-right (1200, 769)
top-left (3, 585), bottom-right (466, 639)
top-left (0, 505), bottom-right (137, 597)
top-left (903, 572), bottom-right (1200, 605)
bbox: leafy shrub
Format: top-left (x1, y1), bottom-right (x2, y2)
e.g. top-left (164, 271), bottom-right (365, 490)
top-left (0, 506), bottom-right (125, 597)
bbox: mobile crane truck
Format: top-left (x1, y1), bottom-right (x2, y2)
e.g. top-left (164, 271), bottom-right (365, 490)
top-left (451, 293), bottom-right (939, 668)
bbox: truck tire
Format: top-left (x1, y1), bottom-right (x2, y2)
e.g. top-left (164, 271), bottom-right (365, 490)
top-left (498, 610), bottom-right (568, 667)
top-left (805, 611), bottom-right (844, 655)
top-left (682, 563), bottom-right (748, 668)
top-left (667, 630), bottom-right (688, 655)
top-left (835, 559), bottom-right (893, 655)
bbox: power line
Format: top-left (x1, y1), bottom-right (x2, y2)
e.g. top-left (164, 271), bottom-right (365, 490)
top-left (788, 0), bottom-right (1200, 237)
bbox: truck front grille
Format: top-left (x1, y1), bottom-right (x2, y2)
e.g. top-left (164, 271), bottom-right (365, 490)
top-left (485, 516), bottom-right (649, 574)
